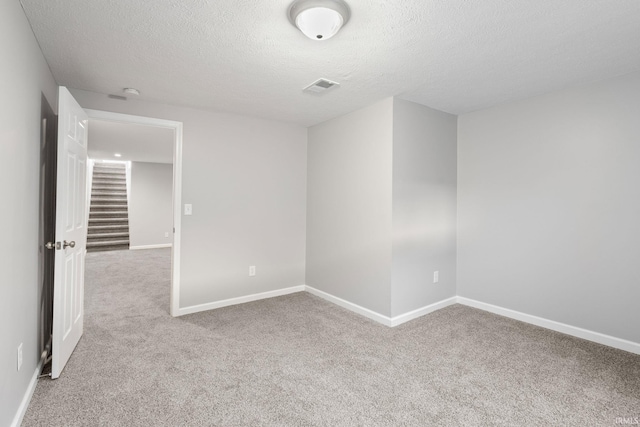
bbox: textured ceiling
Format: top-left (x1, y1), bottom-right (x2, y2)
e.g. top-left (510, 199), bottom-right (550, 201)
top-left (20, 0), bottom-right (640, 126)
top-left (88, 120), bottom-right (174, 164)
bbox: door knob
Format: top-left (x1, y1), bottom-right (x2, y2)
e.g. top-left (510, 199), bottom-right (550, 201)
top-left (63, 240), bottom-right (76, 249)
top-left (45, 242), bottom-right (57, 250)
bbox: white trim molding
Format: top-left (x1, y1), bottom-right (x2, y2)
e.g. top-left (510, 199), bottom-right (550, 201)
top-left (172, 283), bottom-right (640, 355)
top-left (305, 286), bottom-right (394, 326)
top-left (457, 297), bottom-right (640, 355)
top-left (177, 286), bottom-right (306, 316)
top-left (84, 109), bottom-right (183, 318)
top-left (11, 347), bottom-right (49, 427)
top-left (178, 283), bottom-right (454, 328)
top-left (304, 286), bottom-right (457, 327)
top-left (129, 244), bottom-right (173, 250)
top-left (389, 297), bottom-right (458, 327)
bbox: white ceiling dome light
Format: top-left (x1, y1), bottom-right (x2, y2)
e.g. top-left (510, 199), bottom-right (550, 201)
top-left (288, 0), bottom-right (351, 41)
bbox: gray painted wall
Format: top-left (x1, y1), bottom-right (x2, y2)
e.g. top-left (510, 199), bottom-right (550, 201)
top-left (306, 98), bottom-right (394, 316)
top-left (0, 1), bottom-right (58, 425)
top-left (391, 99), bottom-right (457, 317)
top-left (70, 89), bottom-right (307, 308)
top-left (130, 161), bottom-right (174, 248)
top-left (457, 71), bottom-right (640, 343)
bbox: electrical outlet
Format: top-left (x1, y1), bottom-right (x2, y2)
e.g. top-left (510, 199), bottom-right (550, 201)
top-left (249, 266), bottom-right (256, 277)
top-left (164, 232), bottom-right (169, 238)
top-left (184, 204), bottom-right (193, 215)
top-left (433, 271), bottom-right (439, 284)
top-left (17, 343), bottom-right (23, 371)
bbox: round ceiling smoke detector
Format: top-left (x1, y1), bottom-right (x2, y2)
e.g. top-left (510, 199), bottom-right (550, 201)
top-left (288, 0), bottom-right (350, 41)
top-left (123, 88), bottom-right (140, 96)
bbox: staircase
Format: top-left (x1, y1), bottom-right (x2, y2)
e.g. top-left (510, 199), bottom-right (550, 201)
top-left (87, 163), bottom-right (130, 252)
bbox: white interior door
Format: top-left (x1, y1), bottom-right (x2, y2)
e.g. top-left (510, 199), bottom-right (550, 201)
top-left (51, 87), bottom-right (88, 379)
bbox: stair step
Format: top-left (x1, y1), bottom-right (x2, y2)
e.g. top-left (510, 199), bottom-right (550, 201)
top-left (88, 237), bottom-right (130, 243)
top-left (92, 175), bottom-right (127, 185)
top-left (91, 174), bottom-right (125, 179)
top-left (89, 205), bottom-right (126, 210)
top-left (91, 198), bottom-right (128, 204)
top-left (91, 192), bottom-right (127, 197)
top-left (89, 222), bottom-right (128, 227)
top-left (91, 196), bottom-right (127, 202)
top-left (91, 191), bottom-right (127, 196)
top-left (91, 182), bottom-right (126, 188)
top-left (93, 167), bottom-right (125, 172)
top-left (91, 197), bottom-right (127, 202)
top-left (90, 201), bottom-right (127, 205)
top-left (90, 206), bottom-right (127, 212)
top-left (87, 229), bottom-right (129, 235)
top-left (91, 190), bottom-right (126, 195)
top-left (89, 208), bottom-right (128, 212)
top-left (91, 184), bottom-right (126, 189)
top-left (87, 239), bottom-right (130, 247)
top-left (93, 165), bottom-right (127, 173)
top-left (88, 225), bottom-right (129, 232)
top-left (87, 244), bottom-right (129, 253)
top-left (93, 171), bottom-right (125, 176)
top-left (87, 232), bottom-right (129, 238)
top-left (90, 202), bottom-right (127, 207)
top-left (93, 176), bottom-right (126, 182)
top-left (91, 199), bottom-right (127, 208)
top-left (92, 187), bottom-right (126, 191)
top-left (93, 171), bottom-right (125, 177)
top-left (89, 217), bottom-right (128, 223)
top-left (87, 232), bottom-right (130, 240)
top-left (89, 210), bottom-right (129, 216)
top-left (87, 239), bottom-right (129, 247)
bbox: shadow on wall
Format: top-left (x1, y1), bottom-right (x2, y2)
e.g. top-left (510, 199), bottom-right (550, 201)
top-left (37, 93), bottom-right (57, 362)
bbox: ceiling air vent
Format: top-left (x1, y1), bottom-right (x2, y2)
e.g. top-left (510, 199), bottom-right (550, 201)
top-left (108, 94), bottom-right (127, 101)
top-left (303, 78), bottom-right (340, 94)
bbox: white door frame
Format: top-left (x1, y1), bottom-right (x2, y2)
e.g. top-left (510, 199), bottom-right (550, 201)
top-left (84, 109), bottom-right (183, 317)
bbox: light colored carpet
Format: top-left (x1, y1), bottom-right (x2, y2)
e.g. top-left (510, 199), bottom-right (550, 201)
top-left (23, 249), bottom-right (639, 426)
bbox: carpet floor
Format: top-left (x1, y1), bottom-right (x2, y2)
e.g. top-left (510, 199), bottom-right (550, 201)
top-left (23, 249), bottom-right (639, 426)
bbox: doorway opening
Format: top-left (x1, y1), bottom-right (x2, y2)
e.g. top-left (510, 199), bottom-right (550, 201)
top-left (85, 110), bottom-right (183, 316)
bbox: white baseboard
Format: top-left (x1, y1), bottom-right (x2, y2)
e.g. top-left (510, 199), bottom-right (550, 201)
top-left (457, 297), bottom-right (640, 355)
top-left (129, 244), bottom-right (173, 250)
top-left (176, 285), bottom-right (306, 316)
top-left (11, 346), bottom-right (49, 427)
top-left (390, 297), bottom-right (458, 327)
top-left (305, 285), bottom-right (394, 326)
top-left (304, 286), bottom-right (457, 327)
top-left (178, 284), bottom-right (458, 327)
top-left (174, 284), bottom-right (639, 355)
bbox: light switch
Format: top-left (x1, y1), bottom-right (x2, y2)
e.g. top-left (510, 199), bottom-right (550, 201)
top-left (184, 204), bottom-right (193, 215)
